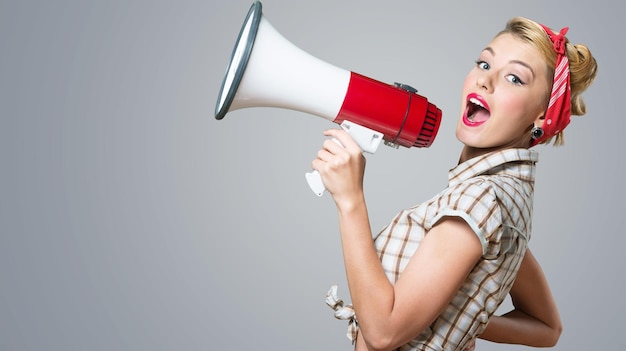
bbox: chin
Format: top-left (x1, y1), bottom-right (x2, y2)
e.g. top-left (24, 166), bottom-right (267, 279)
top-left (455, 125), bottom-right (482, 147)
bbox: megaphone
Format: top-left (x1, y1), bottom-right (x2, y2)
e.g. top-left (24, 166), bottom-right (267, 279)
top-left (215, 1), bottom-right (442, 196)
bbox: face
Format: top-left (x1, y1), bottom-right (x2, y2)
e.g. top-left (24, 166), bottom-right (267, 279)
top-left (456, 33), bottom-right (550, 157)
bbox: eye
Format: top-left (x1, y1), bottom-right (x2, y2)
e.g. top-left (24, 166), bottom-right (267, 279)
top-left (506, 74), bottom-right (526, 86)
top-left (475, 60), bottom-right (490, 70)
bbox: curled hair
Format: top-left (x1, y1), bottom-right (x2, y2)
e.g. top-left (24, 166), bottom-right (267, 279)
top-left (498, 17), bottom-right (598, 146)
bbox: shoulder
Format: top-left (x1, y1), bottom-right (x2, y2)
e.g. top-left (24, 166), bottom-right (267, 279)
top-left (441, 176), bottom-right (499, 213)
top-left (420, 177), bottom-right (503, 255)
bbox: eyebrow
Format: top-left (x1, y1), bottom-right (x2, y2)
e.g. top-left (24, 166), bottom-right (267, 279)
top-left (482, 46), bottom-right (536, 78)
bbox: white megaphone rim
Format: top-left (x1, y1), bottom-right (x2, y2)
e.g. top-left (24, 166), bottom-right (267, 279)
top-left (215, 1), bottom-right (263, 120)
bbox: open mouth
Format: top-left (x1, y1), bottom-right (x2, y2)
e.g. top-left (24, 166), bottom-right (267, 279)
top-left (465, 95), bottom-right (491, 125)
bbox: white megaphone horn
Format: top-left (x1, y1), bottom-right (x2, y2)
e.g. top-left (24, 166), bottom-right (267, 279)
top-left (215, 1), bottom-right (442, 196)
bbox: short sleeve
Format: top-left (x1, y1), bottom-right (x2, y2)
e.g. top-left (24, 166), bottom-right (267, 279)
top-left (423, 179), bottom-right (503, 257)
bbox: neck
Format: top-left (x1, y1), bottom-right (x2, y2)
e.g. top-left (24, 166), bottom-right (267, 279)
top-left (458, 146), bottom-right (486, 164)
top-left (458, 144), bottom-right (531, 164)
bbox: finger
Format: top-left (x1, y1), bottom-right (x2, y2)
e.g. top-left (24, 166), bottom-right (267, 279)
top-left (315, 148), bottom-right (334, 163)
top-left (323, 128), bottom-right (360, 152)
top-left (311, 157), bottom-right (322, 172)
top-left (322, 138), bottom-right (344, 156)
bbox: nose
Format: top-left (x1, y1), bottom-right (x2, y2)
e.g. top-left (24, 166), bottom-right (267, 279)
top-left (476, 72), bottom-right (494, 93)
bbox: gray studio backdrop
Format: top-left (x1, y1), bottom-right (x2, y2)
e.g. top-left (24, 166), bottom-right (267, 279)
top-left (1, 0), bottom-right (622, 350)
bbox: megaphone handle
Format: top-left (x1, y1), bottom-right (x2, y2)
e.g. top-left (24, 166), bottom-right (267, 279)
top-left (305, 170), bottom-right (326, 197)
top-left (305, 121), bottom-right (384, 197)
top-left (305, 137), bottom-right (342, 197)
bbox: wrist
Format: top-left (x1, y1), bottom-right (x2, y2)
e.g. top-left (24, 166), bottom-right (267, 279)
top-left (334, 192), bottom-right (367, 216)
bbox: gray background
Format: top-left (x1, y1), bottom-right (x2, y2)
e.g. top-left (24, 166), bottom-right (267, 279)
top-left (1, 0), bottom-right (622, 350)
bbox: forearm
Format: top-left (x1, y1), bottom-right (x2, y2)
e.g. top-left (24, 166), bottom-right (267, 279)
top-left (478, 249), bottom-right (562, 347)
top-left (479, 309), bottom-right (561, 347)
top-left (315, 127), bottom-right (403, 348)
top-left (336, 197), bottom-right (397, 345)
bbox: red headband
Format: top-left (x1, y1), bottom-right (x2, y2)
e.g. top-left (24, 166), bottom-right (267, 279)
top-left (531, 24), bottom-right (571, 146)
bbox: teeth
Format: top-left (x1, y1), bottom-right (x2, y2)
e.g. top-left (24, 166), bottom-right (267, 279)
top-left (469, 97), bottom-right (485, 108)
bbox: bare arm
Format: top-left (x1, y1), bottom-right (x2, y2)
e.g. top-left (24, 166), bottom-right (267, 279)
top-left (478, 249), bottom-right (562, 347)
top-left (312, 129), bottom-right (483, 351)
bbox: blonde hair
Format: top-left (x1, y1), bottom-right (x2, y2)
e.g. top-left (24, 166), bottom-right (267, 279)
top-left (498, 17), bottom-right (598, 146)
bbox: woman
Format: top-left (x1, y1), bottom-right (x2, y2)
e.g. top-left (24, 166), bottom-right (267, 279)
top-left (313, 17), bottom-right (597, 351)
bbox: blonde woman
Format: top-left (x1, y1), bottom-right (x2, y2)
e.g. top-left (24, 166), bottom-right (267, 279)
top-left (314, 17), bottom-right (597, 351)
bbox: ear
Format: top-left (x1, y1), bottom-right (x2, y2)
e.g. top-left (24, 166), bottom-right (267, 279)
top-left (533, 114), bottom-right (545, 127)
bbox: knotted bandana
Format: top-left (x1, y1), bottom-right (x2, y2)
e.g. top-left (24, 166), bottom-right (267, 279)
top-left (531, 24), bottom-right (571, 146)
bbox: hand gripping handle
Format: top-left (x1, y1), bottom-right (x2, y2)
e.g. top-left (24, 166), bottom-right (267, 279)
top-left (306, 121), bottom-right (383, 197)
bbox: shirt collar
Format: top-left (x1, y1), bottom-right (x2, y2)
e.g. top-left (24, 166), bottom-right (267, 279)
top-left (448, 148), bottom-right (539, 186)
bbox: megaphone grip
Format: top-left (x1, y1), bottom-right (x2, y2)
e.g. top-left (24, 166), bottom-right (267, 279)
top-left (306, 122), bottom-right (382, 197)
top-left (306, 137), bottom-right (343, 197)
top-left (305, 170), bottom-right (326, 197)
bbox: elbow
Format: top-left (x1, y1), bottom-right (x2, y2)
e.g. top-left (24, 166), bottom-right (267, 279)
top-left (538, 320), bottom-right (562, 347)
top-left (546, 322), bottom-right (563, 347)
top-left (362, 331), bottom-right (396, 351)
top-left (363, 337), bottom-right (392, 351)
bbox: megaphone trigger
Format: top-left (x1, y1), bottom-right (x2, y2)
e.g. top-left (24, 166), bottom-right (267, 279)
top-left (339, 121), bottom-right (383, 154)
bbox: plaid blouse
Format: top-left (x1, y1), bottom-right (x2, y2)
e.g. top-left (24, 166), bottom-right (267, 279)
top-left (373, 148), bottom-right (538, 350)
